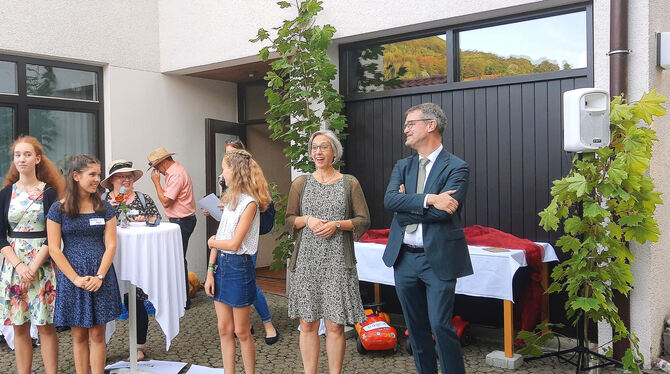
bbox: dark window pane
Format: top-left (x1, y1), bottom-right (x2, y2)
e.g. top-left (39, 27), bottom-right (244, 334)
top-left (243, 82), bottom-right (269, 122)
top-left (353, 33), bottom-right (447, 93)
top-left (29, 109), bottom-right (96, 172)
top-left (26, 64), bottom-right (98, 101)
top-left (0, 107), bottom-right (14, 178)
top-left (459, 11), bottom-right (587, 81)
top-left (0, 61), bottom-right (17, 94)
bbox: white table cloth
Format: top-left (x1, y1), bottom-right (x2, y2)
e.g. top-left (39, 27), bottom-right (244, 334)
top-left (112, 222), bottom-right (186, 350)
top-left (354, 241), bottom-right (557, 302)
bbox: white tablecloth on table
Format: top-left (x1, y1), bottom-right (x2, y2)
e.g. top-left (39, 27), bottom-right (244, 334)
top-left (109, 222), bottom-right (186, 350)
top-left (354, 241), bottom-right (557, 302)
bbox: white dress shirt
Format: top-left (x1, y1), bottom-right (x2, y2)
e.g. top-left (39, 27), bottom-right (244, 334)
top-left (403, 144), bottom-right (443, 247)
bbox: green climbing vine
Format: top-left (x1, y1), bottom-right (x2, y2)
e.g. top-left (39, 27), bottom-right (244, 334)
top-left (520, 90), bottom-right (667, 373)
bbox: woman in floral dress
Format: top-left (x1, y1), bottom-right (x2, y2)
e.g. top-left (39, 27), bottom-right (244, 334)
top-left (0, 136), bottom-right (65, 374)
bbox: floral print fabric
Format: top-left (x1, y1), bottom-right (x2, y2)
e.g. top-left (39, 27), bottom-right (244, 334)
top-left (0, 182), bottom-right (57, 326)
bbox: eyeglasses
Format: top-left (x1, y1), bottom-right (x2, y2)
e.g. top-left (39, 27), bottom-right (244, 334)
top-left (311, 144), bottom-right (331, 153)
top-left (115, 174), bottom-right (134, 180)
top-left (403, 118), bottom-right (433, 130)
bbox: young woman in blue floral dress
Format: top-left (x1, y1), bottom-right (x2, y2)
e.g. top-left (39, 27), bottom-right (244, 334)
top-left (47, 154), bottom-right (121, 374)
top-left (0, 136), bottom-right (65, 374)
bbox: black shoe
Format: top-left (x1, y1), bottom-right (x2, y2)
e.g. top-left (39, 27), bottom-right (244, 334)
top-left (265, 330), bottom-right (279, 345)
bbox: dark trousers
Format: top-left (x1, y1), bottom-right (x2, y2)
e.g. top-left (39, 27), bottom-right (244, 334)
top-left (123, 293), bottom-right (148, 345)
top-left (394, 250), bottom-right (465, 374)
top-left (169, 215), bottom-right (197, 306)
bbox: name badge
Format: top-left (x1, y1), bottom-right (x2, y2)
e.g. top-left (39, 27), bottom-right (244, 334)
top-left (89, 218), bottom-right (105, 226)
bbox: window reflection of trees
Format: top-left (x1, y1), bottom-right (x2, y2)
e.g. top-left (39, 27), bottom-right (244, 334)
top-left (355, 35), bottom-right (449, 93)
top-left (0, 107), bottom-right (13, 178)
top-left (356, 45), bottom-right (407, 93)
top-left (459, 50), bottom-right (565, 81)
top-left (25, 66), bottom-right (59, 165)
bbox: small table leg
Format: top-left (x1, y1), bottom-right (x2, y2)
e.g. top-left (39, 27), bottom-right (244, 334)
top-left (111, 285), bottom-right (151, 374)
top-left (541, 263), bottom-right (550, 333)
top-left (504, 300), bottom-right (514, 358)
top-left (374, 283), bottom-right (381, 303)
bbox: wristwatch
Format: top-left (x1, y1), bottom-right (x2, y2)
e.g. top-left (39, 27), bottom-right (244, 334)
top-left (335, 221), bottom-right (341, 230)
top-left (96, 274), bottom-right (104, 280)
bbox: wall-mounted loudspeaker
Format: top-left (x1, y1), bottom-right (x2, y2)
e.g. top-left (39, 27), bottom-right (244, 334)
top-left (563, 88), bottom-right (610, 153)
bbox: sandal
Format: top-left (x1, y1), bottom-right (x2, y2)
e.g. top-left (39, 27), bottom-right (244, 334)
top-left (126, 347), bottom-right (148, 362)
top-left (137, 347), bottom-right (147, 361)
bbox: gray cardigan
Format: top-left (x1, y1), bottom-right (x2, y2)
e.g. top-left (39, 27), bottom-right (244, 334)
top-left (285, 174), bottom-right (370, 271)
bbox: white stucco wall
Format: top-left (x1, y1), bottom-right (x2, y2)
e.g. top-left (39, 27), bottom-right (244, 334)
top-left (0, 0), bottom-right (160, 72)
top-left (158, 0), bottom-right (581, 73)
top-left (104, 67), bottom-right (237, 280)
top-left (0, 0), bottom-right (240, 280)
top-left (640, 0), bottom-right (670, 363)
top-left (593, 1), bottom-right (670, 365)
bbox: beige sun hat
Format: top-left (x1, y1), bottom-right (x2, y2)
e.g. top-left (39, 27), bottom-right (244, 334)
top-left (146, 146), bottom-right (175, 170)
top-left (100, 160), bottom-right (143, 190)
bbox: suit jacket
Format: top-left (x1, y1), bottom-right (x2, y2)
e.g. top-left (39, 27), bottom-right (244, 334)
top-left (383, 149), bottom-right (474, 281)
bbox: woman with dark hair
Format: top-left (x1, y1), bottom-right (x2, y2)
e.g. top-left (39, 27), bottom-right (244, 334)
top-left (46, 154), bottom-right (121, 374)
top-left (0, 136), bottom-right (64, 374)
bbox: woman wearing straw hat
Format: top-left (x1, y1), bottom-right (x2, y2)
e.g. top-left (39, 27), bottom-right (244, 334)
top-left (101, 160), bottom-right (161, 361)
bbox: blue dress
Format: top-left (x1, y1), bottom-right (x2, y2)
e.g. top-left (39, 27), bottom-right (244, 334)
top-left (47, 201), bottom-right (122, 327)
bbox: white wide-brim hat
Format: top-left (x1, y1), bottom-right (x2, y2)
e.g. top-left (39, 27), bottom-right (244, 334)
top-left (100, 159), bottom-right (143, 190)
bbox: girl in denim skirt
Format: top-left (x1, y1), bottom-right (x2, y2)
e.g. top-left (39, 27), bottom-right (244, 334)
top-left (204, 150), bottom-right (271, 374)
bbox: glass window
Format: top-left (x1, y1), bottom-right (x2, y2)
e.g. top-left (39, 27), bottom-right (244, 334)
top-left (242, 81), bottom-right (270, 122)
top-left (353, 33), bottom-right (447, 93)
top-left (0, 107), bottom-right (14, 177)
top-left (26, 64), bottom-right (98, 101)
top-left (458, 11), bottom-right (587, 81)
top-left (29, 109), bottom-right (96, 172)
top-left (0, 61), bottom-right (17, 94)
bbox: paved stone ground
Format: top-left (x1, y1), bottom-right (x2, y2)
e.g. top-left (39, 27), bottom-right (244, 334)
top-left (0, 291), bottom-right (659, 373)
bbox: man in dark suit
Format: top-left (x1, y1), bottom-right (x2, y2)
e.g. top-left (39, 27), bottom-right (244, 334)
top-left (383, 103), bottom-right (473, 374)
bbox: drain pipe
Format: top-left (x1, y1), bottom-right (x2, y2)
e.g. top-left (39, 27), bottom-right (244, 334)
top-left (608, 0), bottom-right (630, 360)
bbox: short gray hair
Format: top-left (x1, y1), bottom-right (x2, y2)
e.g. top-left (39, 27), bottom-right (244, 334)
top-left (308, 130), bottom-right (343, 163)
top-left (406, 103), bottom-right (447, 135)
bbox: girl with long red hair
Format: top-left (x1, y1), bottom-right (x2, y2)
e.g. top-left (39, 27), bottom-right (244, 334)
top-left (0, 135), bottom-right (64, 374)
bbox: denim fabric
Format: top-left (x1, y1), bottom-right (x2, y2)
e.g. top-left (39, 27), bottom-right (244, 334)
top-left (210, 252), bottom-right (256, 307)
top-left (251, 253), bottom-right (271, 323)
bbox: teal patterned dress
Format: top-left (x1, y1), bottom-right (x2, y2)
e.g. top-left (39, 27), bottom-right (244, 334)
top-left (0, 182), bottom-right (57, 326)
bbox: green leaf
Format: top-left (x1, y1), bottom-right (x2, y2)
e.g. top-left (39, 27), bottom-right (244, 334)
top-left (618, 214), bottom-right (644, 226)
top-left (277, 0), bottom-right (291, 8)
top-left (556, 235), bottom-right (581, 252)
top-left (571, 297), bottom-right (601, 312)
top-left (583, 202), bottom-right (610, 218)
top-left (566, 174), bottom-right (589, 196)
top-left (564, 217), bottom-right (583, 234)
top-left (633, 89), bottom-right (667, 124)
top-left (606, 222), bottom-right (623, 239)
top-left (539, 209), bottom-right (559, 231)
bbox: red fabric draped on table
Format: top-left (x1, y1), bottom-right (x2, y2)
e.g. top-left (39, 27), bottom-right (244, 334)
top-left (462, 225), bottom-right (544, 337)
top-left (358, 225), bottom-right (544, 336)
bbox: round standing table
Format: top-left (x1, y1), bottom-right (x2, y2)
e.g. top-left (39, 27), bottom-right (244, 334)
top-left (109, 222), bottom-right (186, 374)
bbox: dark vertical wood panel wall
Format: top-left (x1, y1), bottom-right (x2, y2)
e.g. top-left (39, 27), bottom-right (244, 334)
top-left (343, 75), bottom-right (589, 242)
